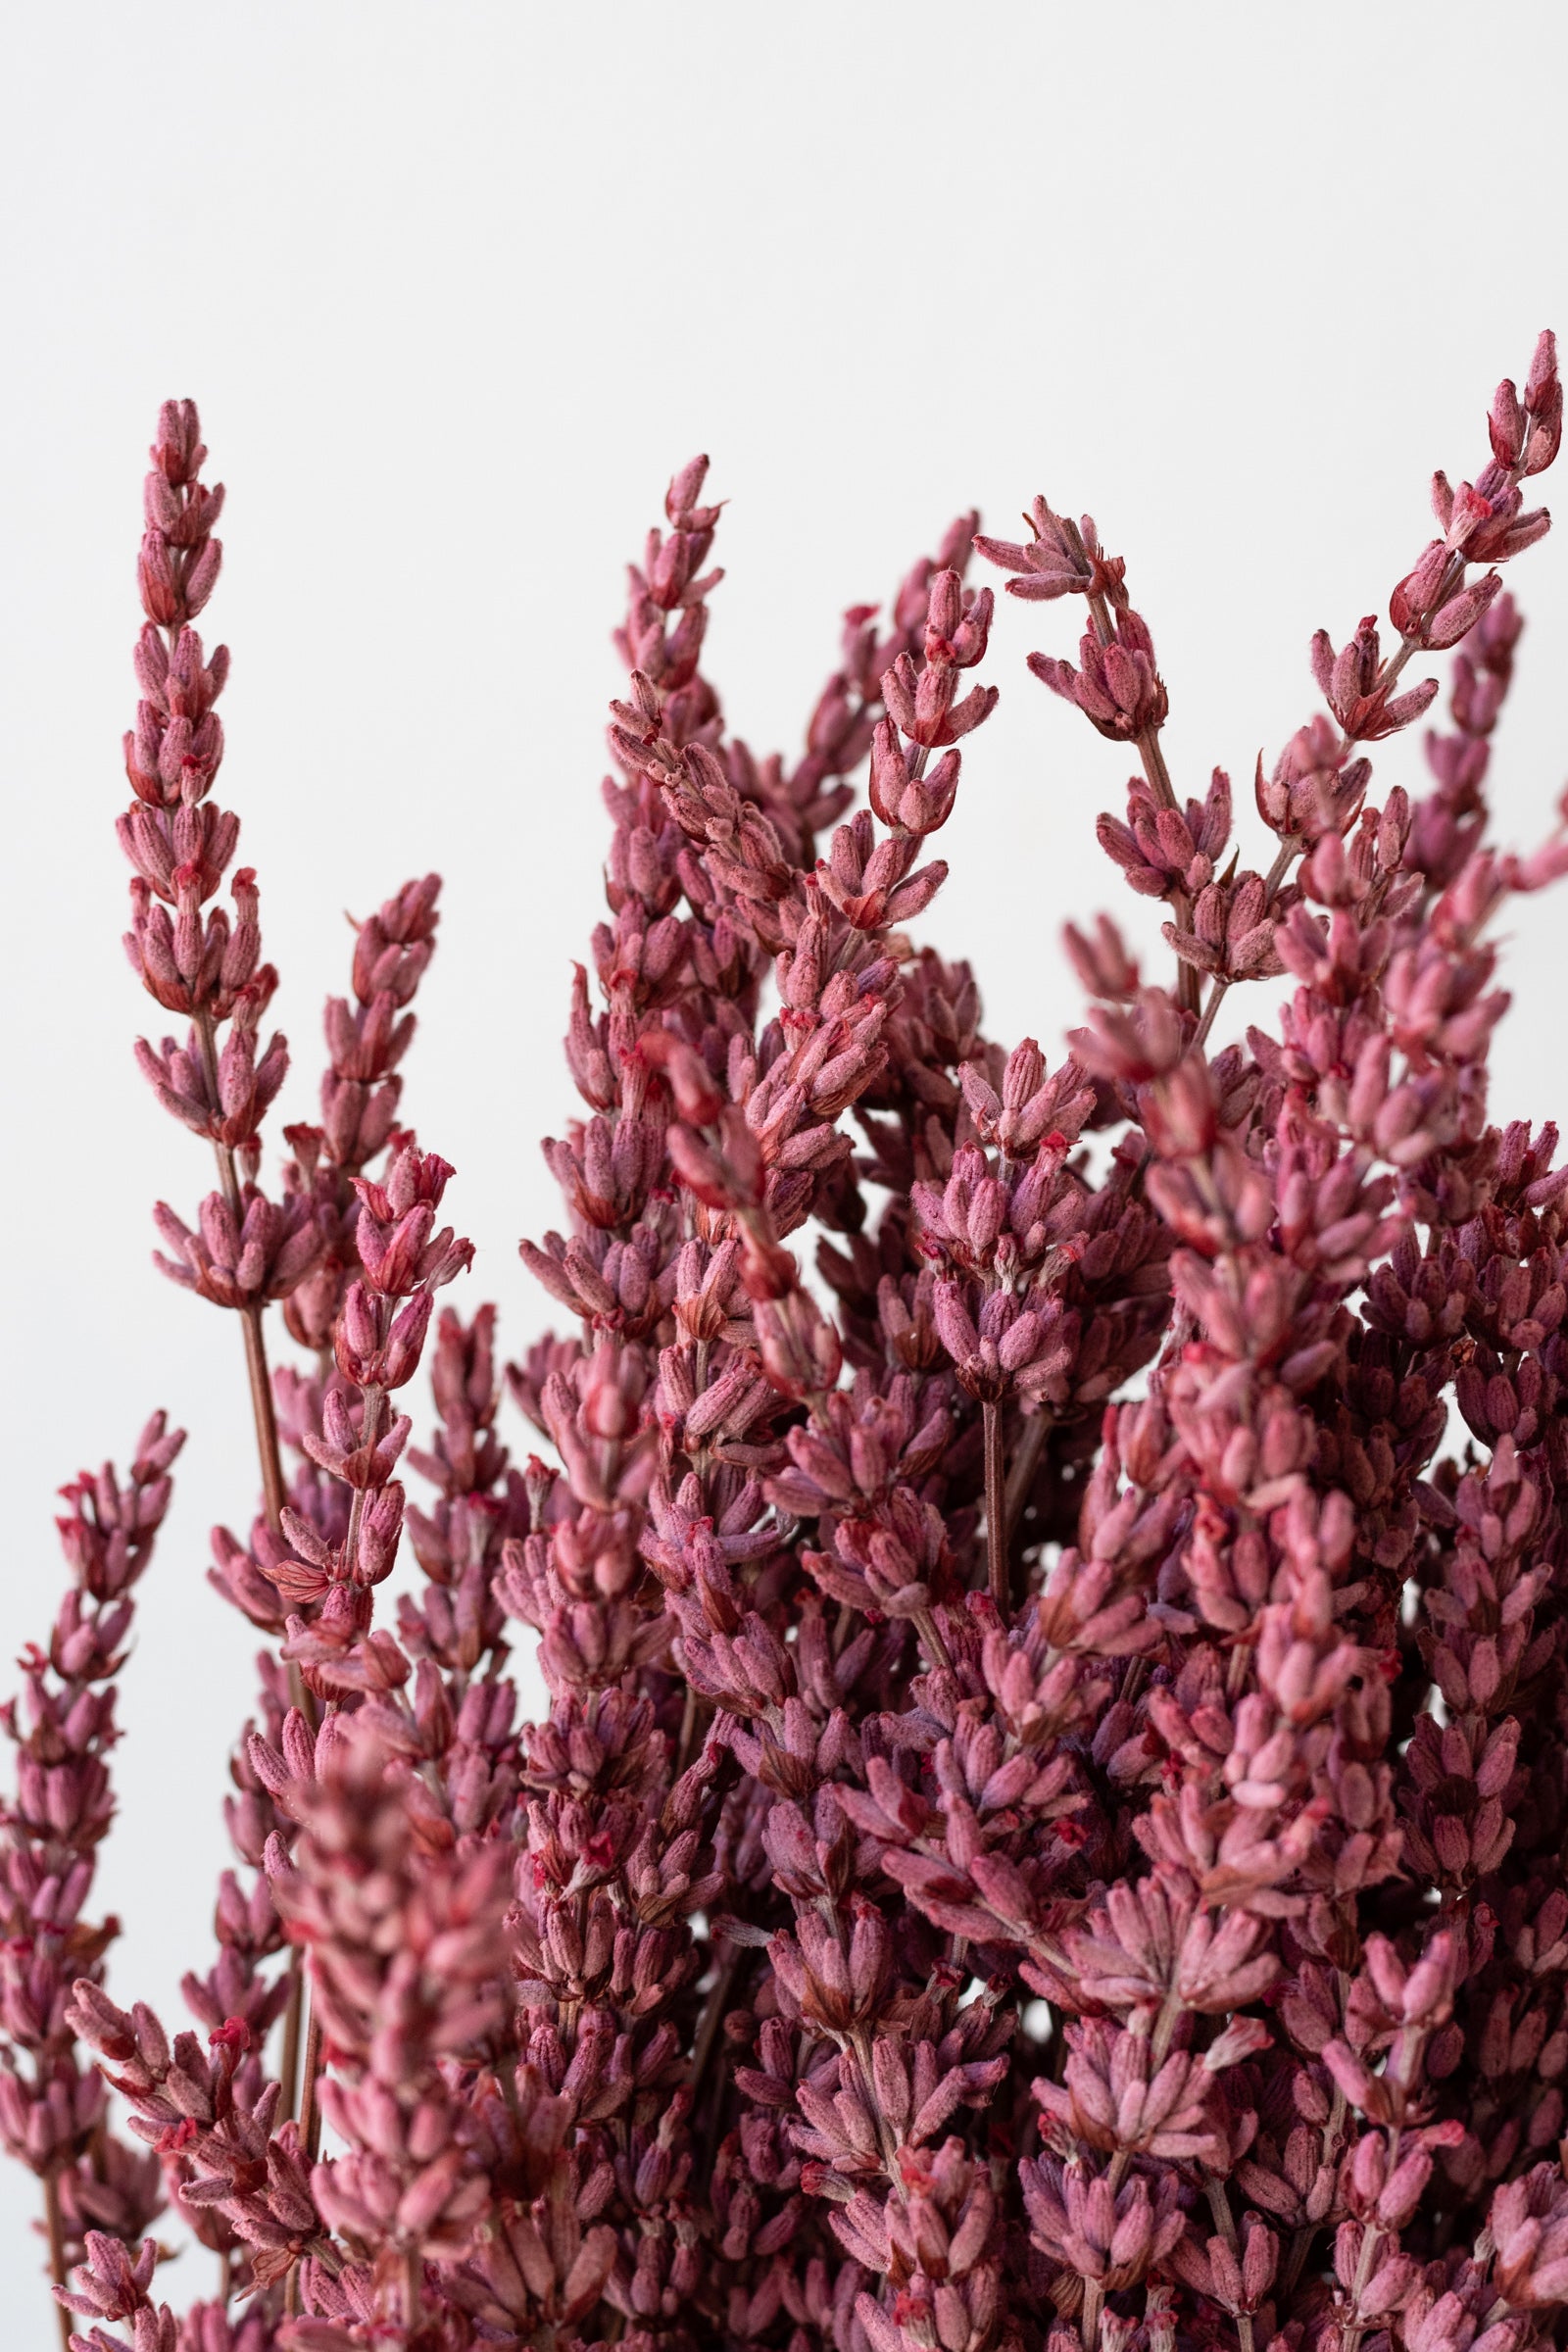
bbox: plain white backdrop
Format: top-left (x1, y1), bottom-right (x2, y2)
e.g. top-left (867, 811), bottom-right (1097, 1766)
top-left (3, 0), bottom-right (1567, 2328)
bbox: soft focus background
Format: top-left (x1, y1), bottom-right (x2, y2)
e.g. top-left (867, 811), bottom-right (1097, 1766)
top-left (3, 0), bottom-right (1567, 2323)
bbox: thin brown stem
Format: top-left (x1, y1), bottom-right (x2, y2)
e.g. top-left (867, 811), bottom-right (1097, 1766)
top-left (238, 1306), bottom-right (288, 1529)
top-left (983, 1398), bottom-right (1008, 1609)
top-left (402, 2245), bottom-right (422, 2330)
top-left (1003, 1410), bottom-right (1050, 1548)
top-left (278, 1949), bottom-right (305, 2129)
top-left (42, 2165), bottom-right (71, 2352)
top-left (689, 1947), bottom-right (741, 2124)
top-left (913, 1606), bottom-right (953, 1674)
top-left (297, 2001), bottom-right (325, 2166)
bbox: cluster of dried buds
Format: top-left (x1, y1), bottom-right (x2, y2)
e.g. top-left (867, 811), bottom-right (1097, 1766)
top-left (7, 338), bottom-right (1568, 2352)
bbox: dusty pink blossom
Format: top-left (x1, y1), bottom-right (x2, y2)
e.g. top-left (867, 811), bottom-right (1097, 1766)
top-left (7, 343), bottom-right (1568, 2352)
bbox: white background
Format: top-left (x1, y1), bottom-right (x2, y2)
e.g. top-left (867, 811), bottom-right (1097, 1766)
top-left (3, 2), bottom-right (1566, 2328)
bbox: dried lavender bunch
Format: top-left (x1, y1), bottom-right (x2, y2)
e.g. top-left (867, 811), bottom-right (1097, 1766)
top-left (7, 338), bottom-right (1568, 2352)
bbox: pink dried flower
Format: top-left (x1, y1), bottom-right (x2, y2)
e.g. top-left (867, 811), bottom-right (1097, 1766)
top-left (9, 344), bottom-right (1568, 2352)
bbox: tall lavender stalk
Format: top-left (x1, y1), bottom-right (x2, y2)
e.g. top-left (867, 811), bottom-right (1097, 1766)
top-left (0, 1423), bottom-right (180, 2348)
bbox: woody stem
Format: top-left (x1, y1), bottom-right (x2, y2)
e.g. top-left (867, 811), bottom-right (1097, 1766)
top-left (983, 1398), bottom-right (1008, 1610)
top-left (43, 2165), bottom-right (70, 2352)
top-left (1003, 1410), bottom-right (1050, 1548)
